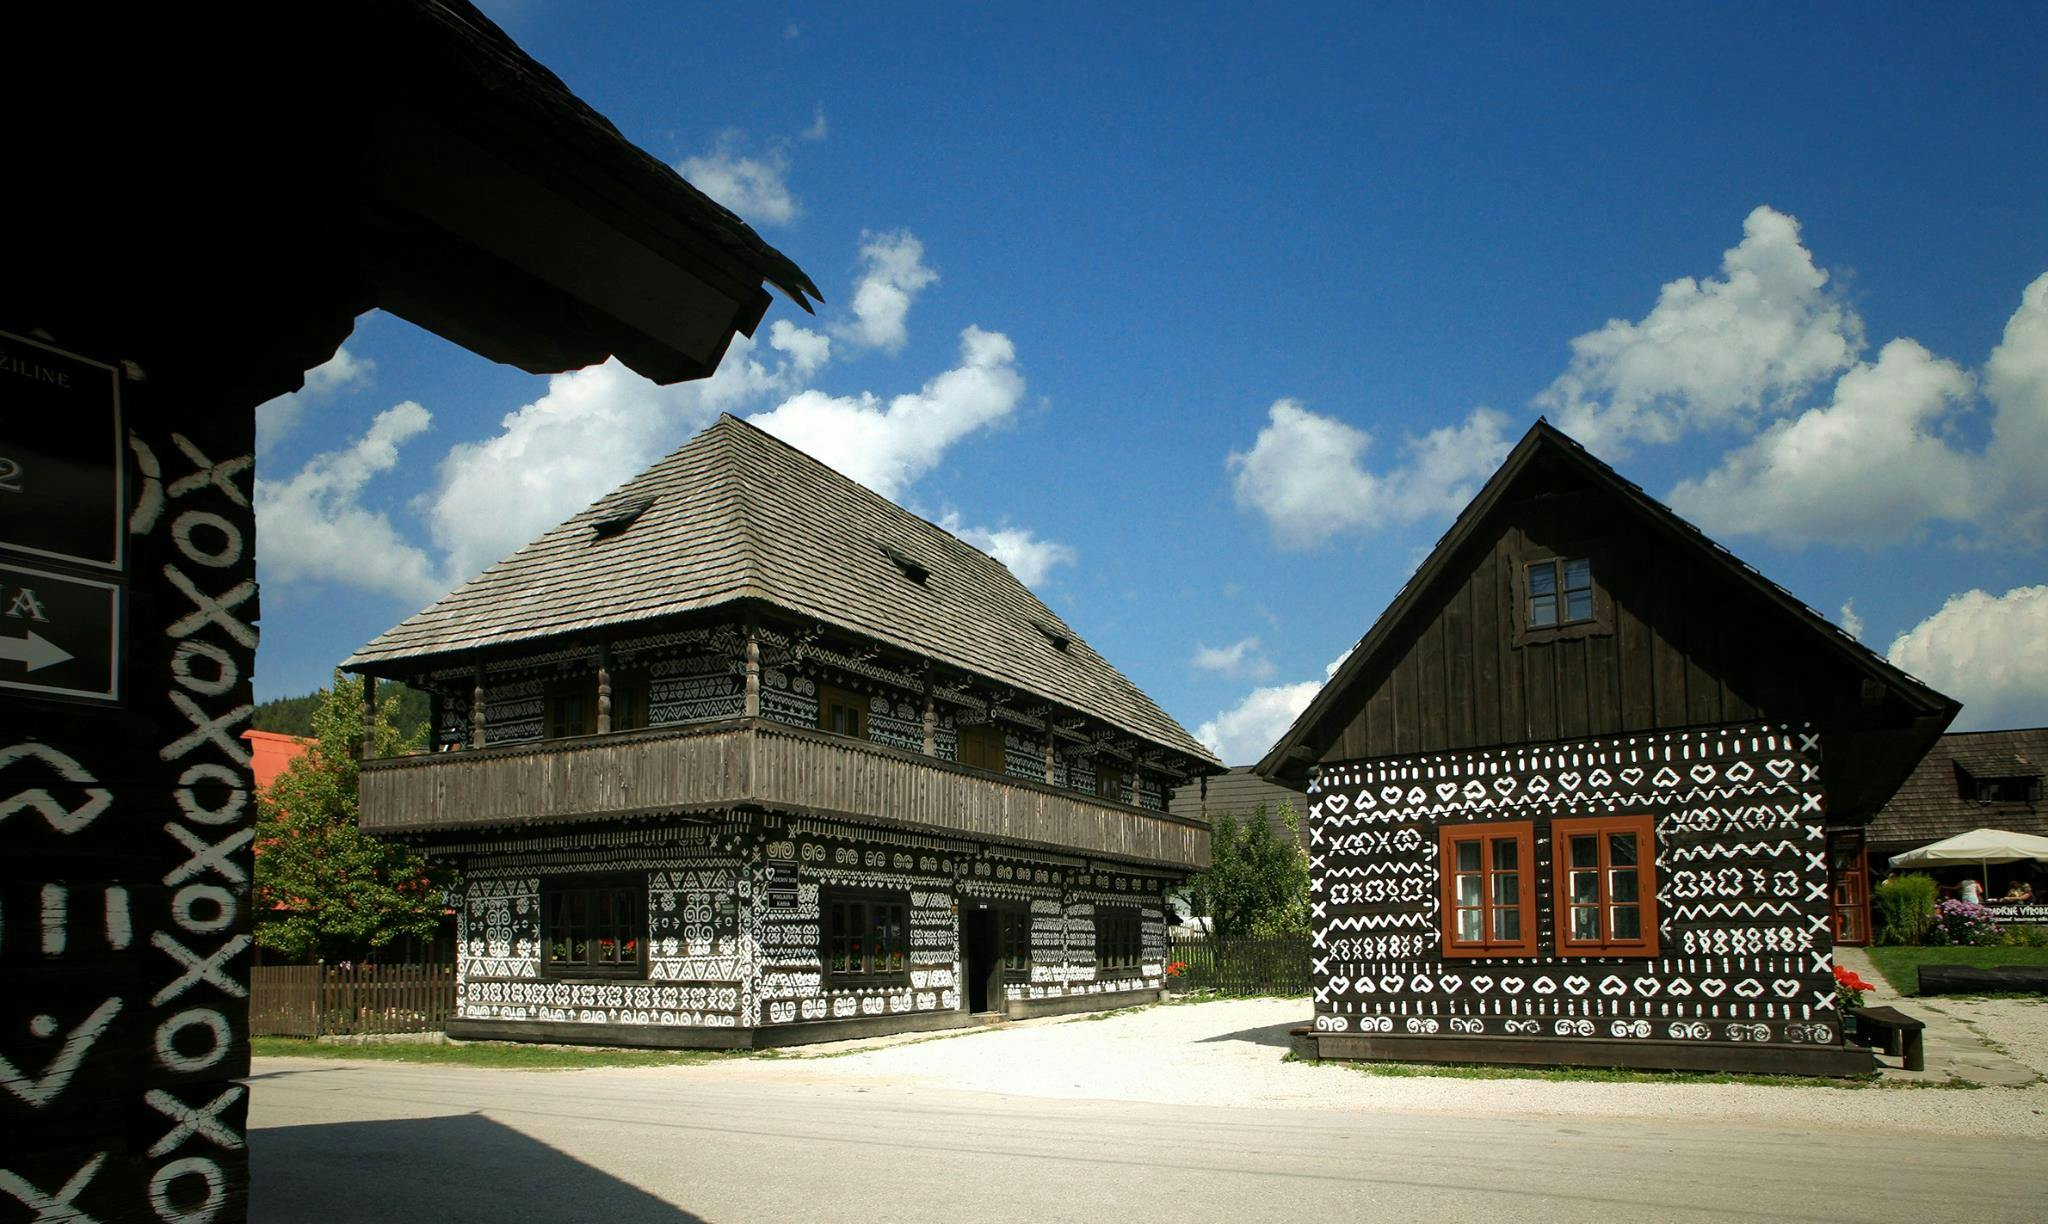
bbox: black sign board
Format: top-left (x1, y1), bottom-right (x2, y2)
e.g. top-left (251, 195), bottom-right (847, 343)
top-left (0, 561), bottom-right (121, 702)
top-left (764, 861), bottom-right (799, 910)
top-left (0, 329), bottom-right (124, 571)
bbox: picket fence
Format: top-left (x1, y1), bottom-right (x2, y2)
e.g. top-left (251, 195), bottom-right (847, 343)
top-left (1165, 935), bottom-right (1311, 996)
top-left (250, 962), bottom-right (456, 1037)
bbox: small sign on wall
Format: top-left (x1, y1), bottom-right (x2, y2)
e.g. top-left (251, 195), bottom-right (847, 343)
top-left (0, 328), bottom-right (125, 572)
top-left (0, 560), bottom-right (121, 702)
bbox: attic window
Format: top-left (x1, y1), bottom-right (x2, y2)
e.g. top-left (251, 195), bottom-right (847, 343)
top-left (879, 542), bottom-right (930, 586)
top-left (1032, 619), bottom-right (1071, 651)
top-left (591, 497), bottom-right (655, 540)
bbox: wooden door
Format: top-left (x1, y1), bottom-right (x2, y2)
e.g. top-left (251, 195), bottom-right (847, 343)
top-left (1827, 829), bottom-right (1871, 946)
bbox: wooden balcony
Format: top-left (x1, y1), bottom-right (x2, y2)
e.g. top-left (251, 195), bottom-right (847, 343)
top-left (359, 717), bottom-right (1209, 869)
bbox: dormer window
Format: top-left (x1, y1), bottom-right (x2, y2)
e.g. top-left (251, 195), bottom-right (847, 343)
top-left (879, 542), bottom-right (930, 586)
top-left (1032, 619), bottom-right (1071, 651)
top-left (590, 496), bottom-right (655, 540)
top-left (1527, 557), bottom-right (1593, 628)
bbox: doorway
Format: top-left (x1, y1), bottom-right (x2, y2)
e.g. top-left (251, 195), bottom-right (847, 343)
top-left (964, 908), bottom-right (1000, 1013)
top-left (1828, 828), bottom-right (1871, 946)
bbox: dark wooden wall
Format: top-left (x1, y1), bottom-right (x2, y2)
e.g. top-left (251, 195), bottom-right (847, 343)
top-left (1319, 459), bottom-right (1895, 772)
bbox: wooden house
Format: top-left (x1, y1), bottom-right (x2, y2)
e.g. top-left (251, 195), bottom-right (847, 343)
top-left (1256, 421), bottom-right (1957, 1074)
top-left (346, 415), bottom-right (1222, 1047)
top-left (1868, 728), bottom-right (2046, 904)
top-left (1169, 767), bottom-right (1311, 851)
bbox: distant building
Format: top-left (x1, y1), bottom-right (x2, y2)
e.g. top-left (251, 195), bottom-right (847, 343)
top-left (348, 416), bottom-right (1221, 1047)
top-left (1867, 727), bottom-right (2046, 869)
top-left (1170, 767), bottom-right (1309, 850)
top-left (1258, 421), bottom-right (1955, 1075)
top-left (243, 729), bottom-right (315, 793)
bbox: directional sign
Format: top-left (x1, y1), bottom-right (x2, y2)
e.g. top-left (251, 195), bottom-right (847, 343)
top-left (0, 562), bottom-right (121, 703)
top-left (0, 329), bottom-right (125, 572)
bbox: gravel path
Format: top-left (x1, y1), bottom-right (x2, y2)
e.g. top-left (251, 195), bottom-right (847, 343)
top-left (696, 996), bottom-right (2048, 1138)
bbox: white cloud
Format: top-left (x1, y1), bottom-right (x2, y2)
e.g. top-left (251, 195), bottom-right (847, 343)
top-left (748, 325), bottom-right (1023, 499)
top-left (801, 107), bottom-right (829, 142)
top-left (1195, 649), bottom-right (1354, 765)
top-left (1192, 636), bottom-right (1275, 681)
top-left (833, 230), bottom-right (939, 355)
top-left (678, 132), bottom-right (800, 226)
top-left (1888, 586), bottom-right (2048, 731)
top-left (1839, 600), bottom-right (1864, 641)
top-left (256, 345), bottom-right (375, 455)
top-left (768, 319), bottom-right (831, 376)
top-left (1669, 271), bottom-right (2048, 549)
top-left (1537, 206), bottom-right (1863, 451)
top-left (1229, 400), bottom-right (1513, 548)
top-left (254, 402), bottom-right (442, 604)
top-left (937, 514), bottom-right (1076, 587)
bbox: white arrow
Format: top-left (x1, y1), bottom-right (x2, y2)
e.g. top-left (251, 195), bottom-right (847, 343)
top-left (0, 630), bottom-right (72, 672)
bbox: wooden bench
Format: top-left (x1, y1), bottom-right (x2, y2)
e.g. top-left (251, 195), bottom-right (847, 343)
top-left (1917, 964), bottom-right (2048, 996)
top-left (1850, 1005), bottom-right (1926, 1072)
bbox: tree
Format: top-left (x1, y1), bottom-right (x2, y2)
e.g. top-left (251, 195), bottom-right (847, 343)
top-left (1183, 802), bottom-right (1310, 940)
top-left (253, 672), bottom-right (451, 962)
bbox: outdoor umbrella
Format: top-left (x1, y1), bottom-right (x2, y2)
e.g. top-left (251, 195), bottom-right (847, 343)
top-left (1888, 827), bottom-right (2048, 892)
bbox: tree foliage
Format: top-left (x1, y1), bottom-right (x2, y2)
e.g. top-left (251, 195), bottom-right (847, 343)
top-left (252, 681), bottom-right (429, 743)
top-left (1184, 803), bottom-right (1310, 940)
top-left (254, 673), bottom-right (450, 962)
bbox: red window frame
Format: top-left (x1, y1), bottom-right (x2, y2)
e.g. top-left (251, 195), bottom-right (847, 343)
top-left (1438, 820), bottom-right (1537, 958)
top-left (1552, 814), bottom-right (1659, 958)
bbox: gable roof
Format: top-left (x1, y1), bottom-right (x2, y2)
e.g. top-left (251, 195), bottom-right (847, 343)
top-left (346, 415), bottom-right (1220, 766)
top-left (1254, 419), bottom-right (1958, 788)
top-left (1868, 727), bottom-right (2048, 850)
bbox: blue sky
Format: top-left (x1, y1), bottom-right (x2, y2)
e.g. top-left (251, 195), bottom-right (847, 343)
top-left (253, 2), bottom-right (2048, 760)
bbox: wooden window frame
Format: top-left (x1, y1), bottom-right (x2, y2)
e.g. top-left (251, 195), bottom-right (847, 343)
top-left (822, 889), bottom-right (910, 984)
top-left (1551, 813), bottom-right (1659, 958)
top-left (545, 674), bottom-right (597, 740)
top-left (998, 906), bottom-right (1033, 978)
top-left (1094, 904), bottom-right (1144, 975)
top-left (1508, 544), bottom-right (1615, 646)
top-left (540, 875), bottom-right (645, 980)
top-left (957, 723), bottom-right (1006, 774)
top-left (609, 667), bottom-right (649, 732)
top-left (1094, 763), bottom-right (1127, 803)
top-left (1438, 820), bottom-right (1538, 958)
top-left (817, 682), bottom-right (869, 741)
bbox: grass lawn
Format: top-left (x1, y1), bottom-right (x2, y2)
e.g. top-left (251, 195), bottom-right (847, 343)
top-left (252, 1036), bottom-right (759, 1070)
top-left (1864, 945), bottom-right (2048, 995)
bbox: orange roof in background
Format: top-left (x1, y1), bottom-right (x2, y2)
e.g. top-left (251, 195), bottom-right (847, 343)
top-left (243, 729), bottom-right (314, 792)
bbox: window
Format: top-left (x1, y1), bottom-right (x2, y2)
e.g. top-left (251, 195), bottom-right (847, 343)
top-left (818, 683), bottom-right (867, 739)
top-left (1438, 821), bottom-right (1537, 958)
top-left (608, 668), bottom-right (649, 732)
top-left (546, 676), bottom-right (595, 739)
top-left (1526, 557), bottom-right (1594, 628)
top-left (1095, 905), bottom-right (1142, 971)
top-left (1552, 814), bottom-right (1658, 957)
top-left (824, 892), bottom-right (908, 980)
top-left (958, 724), bottom-right (1006, 773)
top-left (999, 909), bottom-right (1033, 975)
top-left (1094, 765), bottom-right (1126, 803)
top-left (542, 878), bottom-right (642, 977)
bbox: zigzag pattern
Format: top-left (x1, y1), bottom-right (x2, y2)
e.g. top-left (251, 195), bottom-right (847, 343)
top-left (1323, 912), bottom-right (1432, 931)
top-left (1666, 839), bottom-right (1805, 861)
top-left (1666, 900), bottom-right (1803, 922)
top-left (1319, 861), bottom-right (1433, 879)
top-left (1316, 784), bottom-right (1807, 831)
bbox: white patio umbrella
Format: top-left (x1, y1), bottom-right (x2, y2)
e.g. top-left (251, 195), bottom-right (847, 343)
top-left (1888, 827), bottom-right (2048, 893)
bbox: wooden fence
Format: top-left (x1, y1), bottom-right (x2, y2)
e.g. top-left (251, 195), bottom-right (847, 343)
top-left (1166, 935), bottom-right (1311, 996)
top-left (250, 962), bottom-right (456, 1037)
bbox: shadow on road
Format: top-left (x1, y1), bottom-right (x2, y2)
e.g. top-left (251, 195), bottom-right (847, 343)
top-left (1195, 1021), bottom-right (1301, 1050)
top-left (253, 1111), bottom-right (704, 1223)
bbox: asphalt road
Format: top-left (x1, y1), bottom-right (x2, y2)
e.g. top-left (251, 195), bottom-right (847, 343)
top-left (248, 1058), bottom-right (2044, 1223)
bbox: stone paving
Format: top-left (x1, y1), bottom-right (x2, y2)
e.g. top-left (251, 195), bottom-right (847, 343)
top-left (1834, 945), bottom-right (2041, 1087)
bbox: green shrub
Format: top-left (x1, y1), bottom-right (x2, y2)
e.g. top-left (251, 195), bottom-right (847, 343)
top-left (1873, 874), bottom-right (1937, 946)
top-left (2001, 923), bottom-right (2048, 948)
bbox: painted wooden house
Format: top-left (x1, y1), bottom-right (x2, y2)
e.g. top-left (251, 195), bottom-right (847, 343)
top-left (1256, 421), bottom-right (1957, 1074)
top-left (346, 415), bottom-right (1221, 1047)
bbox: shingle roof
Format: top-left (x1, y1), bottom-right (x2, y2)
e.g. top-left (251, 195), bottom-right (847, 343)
top-left (1867, 727), bottom-right (2048, 850)
top-left (345, 415), bottom-right (1220, 766)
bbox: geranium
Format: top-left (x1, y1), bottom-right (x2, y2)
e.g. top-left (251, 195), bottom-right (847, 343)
top-left (1832, 963), bottom-right (1874, 1011)
top-left (1164, 960), bottom-right (1189, 978)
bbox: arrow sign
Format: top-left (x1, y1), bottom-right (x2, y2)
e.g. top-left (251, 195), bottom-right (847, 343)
top-left (0, 629), bottom-right (72, 672)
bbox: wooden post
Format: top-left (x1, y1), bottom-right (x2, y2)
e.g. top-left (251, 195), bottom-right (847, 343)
top-left (361, 673), bottom-right (378, 761)
top-left (428, 691), bottom-right (442, 752)
top-left (596, 639), bottom-right (613, 735)
top-left (921, 663), bottom-right (937, 755)
top-left (1044, 711), bottom-right (1057, 784)
top-left (743, 623), bottom-right (762, 718)
top-left (471, 659), bottom-right (487, 748)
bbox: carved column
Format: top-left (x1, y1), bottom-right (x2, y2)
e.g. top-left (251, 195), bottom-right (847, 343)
top-left (471, 659), bottom-right (487, 749)
top-left (360, 673), bottom-right (378, 761)
top-left (743, 624), bottom-right (761, 718)
top-left (1044, 711), bottom-right (1057, 784)
top-left (596, 639), bottom-right (612, 735)
top-left (921, 664), bottom-right (936, 755)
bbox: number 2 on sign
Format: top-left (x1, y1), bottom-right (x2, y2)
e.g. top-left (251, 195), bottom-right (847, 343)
top-left (0, 457), bottom-right (20, 493)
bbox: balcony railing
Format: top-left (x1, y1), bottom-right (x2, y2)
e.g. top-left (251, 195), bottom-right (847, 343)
top-left (360, 717), bottom-right (1209, 869)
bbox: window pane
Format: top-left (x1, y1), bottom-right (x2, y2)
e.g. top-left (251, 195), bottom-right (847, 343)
top-left (1570, 835), bottom-right (1598, 869)
top-left (1570, 870), bottom-right (1598, 904)
top-left (1456, 841), bottom-right (1481, 872)
top-left (1530, 595), bottom-right (1557, 627)
top-left (1566, 589), bottom-right (1593, 621)
top-left (1493, 908), bottom-right (1521, 943)
top-left (1492, 872), bottom-right (1519, 907)
top-left (1528, 563), bottom-right (1556, 596)
top-left (1610, 868), bottom-right (1639, 903)
top-left (1456, 874), bottom-right (1482, 906)
top-left (1571, 906), bottom-right (1600, 941)
top-left (1608, 833), bottom-right (1637, 867)
top-left (1612, 906), bottom-right (1641, 940)
top-left (1563, 557), bottom-right (1591, 591)
top-left (1456, 908), bottom-right (1483, 942)
top-left (1491, 839), bottom-right (1518, 871)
